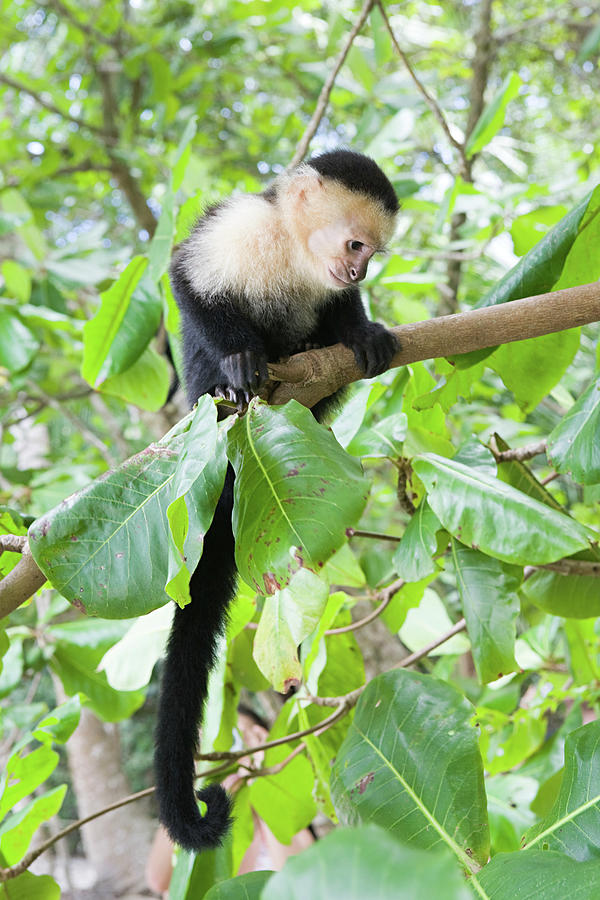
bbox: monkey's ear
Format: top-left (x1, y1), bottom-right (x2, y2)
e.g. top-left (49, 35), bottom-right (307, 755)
top-left (291, 170), bottom-right (324, 204)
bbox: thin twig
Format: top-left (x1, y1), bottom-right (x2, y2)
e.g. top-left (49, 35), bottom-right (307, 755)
top-left (289, 0), bottom-right (375, 168)
top-left (376, 0), bottom-right (469, 180)
top-left (0, 74), bottom-right (114, 142)
top-left (310, 617), bottom-right (468, 708)
top-left (199, 701), bottom-right (350, 762)
top-left (325, 576), bottom-right (405, 635)
top-left (347, 528), bottom-right (402, 543)
top-left (489, 438), bottom-right (547, 463)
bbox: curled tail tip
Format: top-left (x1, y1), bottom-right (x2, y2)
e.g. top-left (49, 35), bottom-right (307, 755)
top-left (163, 784), bottom-right (234, 853)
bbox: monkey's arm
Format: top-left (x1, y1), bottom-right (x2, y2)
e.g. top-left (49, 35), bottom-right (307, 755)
top-left (317, 288), bottom-right (398, 378)
top-left (175, 284), bottom-right (269, 404)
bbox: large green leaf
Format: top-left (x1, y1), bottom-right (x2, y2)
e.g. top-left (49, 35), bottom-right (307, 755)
top-left (29, 408), bottom-right (224, 618)
top-left (0, 746), bottom-right (59, 821)
top-left (474, 850), bottom-right (600, 899)
top-left (262, 825), bottom-right (471, 900)
top-left (490, 327), bottom-right (580, 412)
top-left (330, 669), bottom-right (490, 869)
top-left (253, 568), bottom-right (328, 691)
top-left (0, 309), bottom-right (39, 373)
top-left (248, 753), bottom-right (316, 845)
top-left (50, 643), bottom-right (144, 722)
top-left (451, 542), bottom-right (520, 683)
top-left (0, 871), bottom-right (60, 900)
top-left (522, 565), bottom-right (600, 618)
top-left (393, 500), bottom-right (443, 582)
top-left (165, 396), bottom-right (227, 605)
top-left (81, 256), bottom-right (148, 385)
top-left (413, 454), bottom-right (594, 565)
top-left (522, 721), bottom-right (600, 860)
top-left (0, 785), bottom-right (66, 865)
top-left (547, 375), bottom-right (600, 484)
top-left (475, 191), bottom-right (592, 309)
top-left (227, 400), bottom-right (369, 594)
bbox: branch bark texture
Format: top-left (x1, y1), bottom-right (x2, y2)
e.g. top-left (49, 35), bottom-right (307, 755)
top-left (268, 281), bottom-right (600, 407)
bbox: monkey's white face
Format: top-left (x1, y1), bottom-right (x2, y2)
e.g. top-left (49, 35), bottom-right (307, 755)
top-left (307, 221), bottom-right (377, 289)
top-left (285, 169), bottom-right (396, 292)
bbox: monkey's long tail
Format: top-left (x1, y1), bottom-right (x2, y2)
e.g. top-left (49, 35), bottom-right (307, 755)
top-left (154, 473), bottom-right (237, 852)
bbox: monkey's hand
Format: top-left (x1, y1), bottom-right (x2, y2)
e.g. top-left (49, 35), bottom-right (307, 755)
top-left (216, 349), bottom-right (269, 408)
top-left (350, 323), bottom-right (399, 378)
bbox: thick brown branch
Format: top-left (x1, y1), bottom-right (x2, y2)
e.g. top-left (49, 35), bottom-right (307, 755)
top-left (0, 535), bottom-right (27, 553)
top-left (0, 547), bottom-right (46, 619)
top-left (268, 281), bottom-right (600, 407)
top-left (289, 0), bottom-right (375, 168)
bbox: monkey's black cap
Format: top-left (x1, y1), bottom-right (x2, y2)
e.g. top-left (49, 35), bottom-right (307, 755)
top-left (307, 149), bottom-right (399, 215)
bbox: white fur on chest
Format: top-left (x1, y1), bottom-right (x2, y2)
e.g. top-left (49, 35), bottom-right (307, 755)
top-left (181, 196), bottom-right (329, 326)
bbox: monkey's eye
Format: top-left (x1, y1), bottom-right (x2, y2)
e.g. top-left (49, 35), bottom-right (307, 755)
top-left (349, 240), bottom-right (364, 252)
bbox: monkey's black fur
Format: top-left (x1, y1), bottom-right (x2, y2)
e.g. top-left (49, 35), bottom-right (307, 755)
top-left (155, 150), bottom-right (399, 853)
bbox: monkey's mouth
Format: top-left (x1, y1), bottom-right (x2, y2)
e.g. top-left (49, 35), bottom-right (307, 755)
top-left (328, 267), bottom-right (351, 287)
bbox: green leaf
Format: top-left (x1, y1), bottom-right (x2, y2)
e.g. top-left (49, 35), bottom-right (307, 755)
top-left (28, 417), bottom-right (217, 618)
top-left (0, 871), bottom-right (60, 900)
top-left (553, 187), bottom-right (600, 289)
top-left (253, 568), bottom-right (328, 691)
top-left (262, 825), bottom-right (471, 900)
top-left (32, 695), bottom-right (81, 745)
top-left (204, 871), bottom-right (273, 899)
top-left (248, 753), bottom-right (316, 845)
top-left (0, 785), bottom-right (66, 865)
top-left (0, 310), bottom-right (39, 373)
top-left (99, 342), bottom-right (170, 411)
top-left (522, 567), bottom-right (600, 618)
top-left (523, 721), bottom-right (600, 859)
top-left (50, 643), bottom-right (144, 722)
top-left (345, 412), bottom-right (407, 458)
top-left (564, 619), bottom-right (600, 683)
top-left (227, 400), bottom-right (369, 594)
top-left (165, 398), bottom-right (227, 605)
top-left (490, 327), bottom-right (580, 411)
top-left (82, 259), bottom-right (162, 386)
top-left (511, 206), bottom-right (570, 256)
top-left (81, 256), bottom-right (148, 386)
top-left (452, 542), bottom-right (520, 683)
top-left (399, 589), bottom-right (470, 656)
top-left (393, 501), bottom-right (442, 582)
top-left (547, 375), bottom-right (600, 484)
top-left (413, 454), bottom-right (594, 565)
top-left (99, 604), bottom-right (172, 691)
top-left (0, 746), bottom-right (59, 821)
top-left (1, 260), bottom-right (31, 302)
top-left (475, 850), bottom-right (600, 898)
top-left (475, 191), bottom-right (591, 310)
top-left (486, 773), bottom-right (538, 854)
top-left (330, 669), bottom-right (490, 868)
top-left (466, 71), bottom-right (521, 157)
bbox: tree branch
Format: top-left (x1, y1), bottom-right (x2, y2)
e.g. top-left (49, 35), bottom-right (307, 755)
top-left (489, 438), bottom-right (547, 463)
top-left (0, 74), bottom-right (114, 142)
top-left (376, 0), bottom-right (470, 181)
top-left (289, 0), bottom-right (375, 168)
top-left (268, 281), bottom-right (600, 407)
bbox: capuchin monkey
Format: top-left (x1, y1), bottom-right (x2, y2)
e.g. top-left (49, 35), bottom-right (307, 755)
top-left (155, 149), bottom-right (399, 853)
